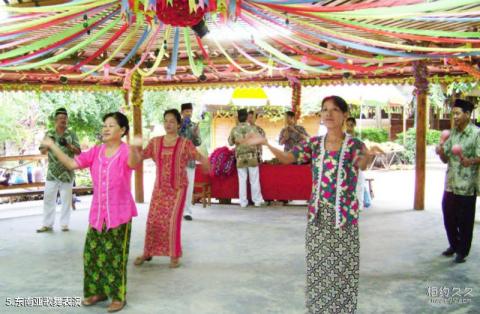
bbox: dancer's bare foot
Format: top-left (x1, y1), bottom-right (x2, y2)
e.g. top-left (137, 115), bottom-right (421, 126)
top-left (134, 255), bottom-right (152, 266)
top-left (169, 257), bottom-right (180, 268)
top-left (107, 300), bottom-right (126, 312)
top-left (81, 295), bottom-right (107, 306)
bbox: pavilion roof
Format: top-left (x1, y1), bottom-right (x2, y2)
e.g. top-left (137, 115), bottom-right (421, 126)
top-left (0, 0), bottom-right (479, 89)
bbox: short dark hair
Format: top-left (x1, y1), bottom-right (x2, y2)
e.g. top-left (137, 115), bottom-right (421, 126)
top-left (181, 102), bottom-right (193, 112)
top-left (238, 109), bottom-right (248, 123)
top-left (285, 111), bottom-right (295, 118)
top-left (164, 108), bottom-right (182, 124)
top-left (55, 107), bottom-right (68, 117)
top-left (346, 117), bottom-right (356, 125)
top-left (452, 99), bottom-right (474, 113)
top-left (247, 110), bottom-right (257, 118)
top-left (102, 112), bottom-right (129, 137)
top-left (321, 96), bottom-right (349, 113)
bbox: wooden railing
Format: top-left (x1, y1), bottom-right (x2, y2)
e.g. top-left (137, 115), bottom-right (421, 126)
top-left (0, 154), bottom-right (92, 201)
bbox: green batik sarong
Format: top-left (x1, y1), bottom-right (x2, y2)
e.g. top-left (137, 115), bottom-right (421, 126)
top-left (83, 222), bottom-right (131, 301)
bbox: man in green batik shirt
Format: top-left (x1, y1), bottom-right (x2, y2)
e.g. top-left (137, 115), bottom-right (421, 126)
top-left (247, 110), bottom-right (266, 163)
top-left (436, 99), bottom-right (480, 264)
top-left (37, 108), bottom-right (81, 233)
top-left (228, 109), bottom-right (264, 208)
top-left (179, 102), bottom-right (202, 221)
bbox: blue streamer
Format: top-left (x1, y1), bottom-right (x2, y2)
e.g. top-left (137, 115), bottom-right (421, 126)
top-left (4, 9), bottom-right (120, 66)
top-left (121, 0), bottom-right (129, 15)
top-left (409, 17), bottom-right (480, 22)
top-left (229, 0), bottom-right (237, 18)
top-left (167, 27), bottom-right (180, 76)
top-left (113, 24), bottom-right (151, 71)
top-left (0, 3), bottom-right (118, 42)
top-left (242, 40), bottom-right (329, 69)
top-left (243, 3), bottom-right (480, 59)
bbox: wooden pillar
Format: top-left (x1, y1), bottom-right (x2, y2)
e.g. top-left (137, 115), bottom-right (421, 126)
top-left (413, 61), bottom-right (429, 210)
top-left (291, 82), bottom-right (302, 120)
top-left (130, 71), bottom-right (144, 203)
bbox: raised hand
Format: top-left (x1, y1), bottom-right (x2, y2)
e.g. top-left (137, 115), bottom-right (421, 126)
top-left (41, 136), bottom-right (55, 149)
top-left (130, 135), bottom-right (143, 148)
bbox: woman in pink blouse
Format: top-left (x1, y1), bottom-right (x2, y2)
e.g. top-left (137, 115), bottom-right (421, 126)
top-left (41, 112), bottom-right (140, 313)
top-left (133, 109), bottom-right (210, 268)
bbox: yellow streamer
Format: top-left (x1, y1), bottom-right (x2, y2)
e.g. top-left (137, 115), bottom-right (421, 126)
top-left (211, 36), bottom-right (268, 75)
top-left (1, 0), bottom-right (117, 33)
top-left (64, 18), bottom-right (141, 79)
top-left (256, 4), bottom-right (480, 53)
top-left (138, 25), bottom-right (172, 77)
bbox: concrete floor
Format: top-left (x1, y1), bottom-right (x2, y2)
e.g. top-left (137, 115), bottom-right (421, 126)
top-left (0, 164), bottom-right (479, 314)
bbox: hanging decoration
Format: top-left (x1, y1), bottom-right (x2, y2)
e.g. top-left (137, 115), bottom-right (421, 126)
top-left (0, 0), bottom-right (480, 85)
top-left (412, 60), bottom-right (429, 96)
top-left (131, 69), bottom-right (144, 108)
top-left (290, 80), bottom-right (302, 120)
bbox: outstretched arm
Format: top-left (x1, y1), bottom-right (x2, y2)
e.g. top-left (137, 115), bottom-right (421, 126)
top-left (355, 145), bottom-right (374, 171)
top-left (245, 134), bottom-right (295, 164)
top-left (194, 150), bottom-right (210, 173)
top-left (40, 137), bottom-right (79, 170)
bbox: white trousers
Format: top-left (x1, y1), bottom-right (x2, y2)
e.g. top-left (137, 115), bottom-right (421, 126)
top-left (237, 167), bottom-right (264, 207)
top-left (183, 167), bottom-right (196, 216)
top-left (42, 180), bottom-right (73, 227)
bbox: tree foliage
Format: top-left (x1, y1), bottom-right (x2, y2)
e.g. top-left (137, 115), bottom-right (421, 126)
top-left (39, 91), bottom-right (123, 141)
top-left (143, 90), bottom-right (211, 153)
top-left (0, 91), bottom-right (123, 153)
top-left (143, 90), bottom-right (203, 127)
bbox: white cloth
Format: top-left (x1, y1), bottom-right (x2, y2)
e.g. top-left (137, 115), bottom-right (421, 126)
top-left (356, 171), bottom-right (365, 210)
top-left (237, 167), bottom-right (264, 207)
top-left (183, 167), bottom-right (196, 216)
top-left (42, 180), bottom-right (73, 227)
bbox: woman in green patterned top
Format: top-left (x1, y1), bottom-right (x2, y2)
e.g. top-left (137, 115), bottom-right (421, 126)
top-left (246, 96), bottom-right (372, 313)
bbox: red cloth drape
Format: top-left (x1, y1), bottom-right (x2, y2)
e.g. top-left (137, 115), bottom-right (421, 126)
top-left (195, 164), bottom-right (312, 201)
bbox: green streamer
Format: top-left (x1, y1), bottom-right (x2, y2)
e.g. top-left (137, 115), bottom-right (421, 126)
top-left (316, 0), bottom-right (480, 19)
top-left (325, 15), bottom-right (480, 38)
top-left (0, 16), bottom-right (121, 71)
top-left (211, 36), bottom-right (267, 75)
top-left (242, 10), bottom-right (406, 64)
top-left (1, 0), bottom-right (116, 33)
top-left (183, 28), bottom-right (203, 77)
top-left (3, 0), bottom-right (115, 13)
top-left (138, 25), bottom-right (171, 77)
top-left (253, 37), bottom-right (333, 74)
top-left (258, 6), bottom-right (480, 53)
top-left (0, 12), bottom-right (110, 61)
top-left (66, 18), bottom-right (141, 79)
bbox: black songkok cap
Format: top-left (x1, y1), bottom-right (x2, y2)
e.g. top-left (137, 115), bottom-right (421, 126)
top-left (181, 103), bottom-right (193, 111)
top-left (452, 99), bottom-right (474, 113)
top-left (55, 107), bottom-right (68, 117)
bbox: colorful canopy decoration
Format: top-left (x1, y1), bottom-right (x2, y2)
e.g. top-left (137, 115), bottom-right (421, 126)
top-left (0, 0), bottom-right (479, 87)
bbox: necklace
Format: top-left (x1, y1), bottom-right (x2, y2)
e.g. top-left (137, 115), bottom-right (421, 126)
top-left (310, 133), bottom-right (351, 228)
